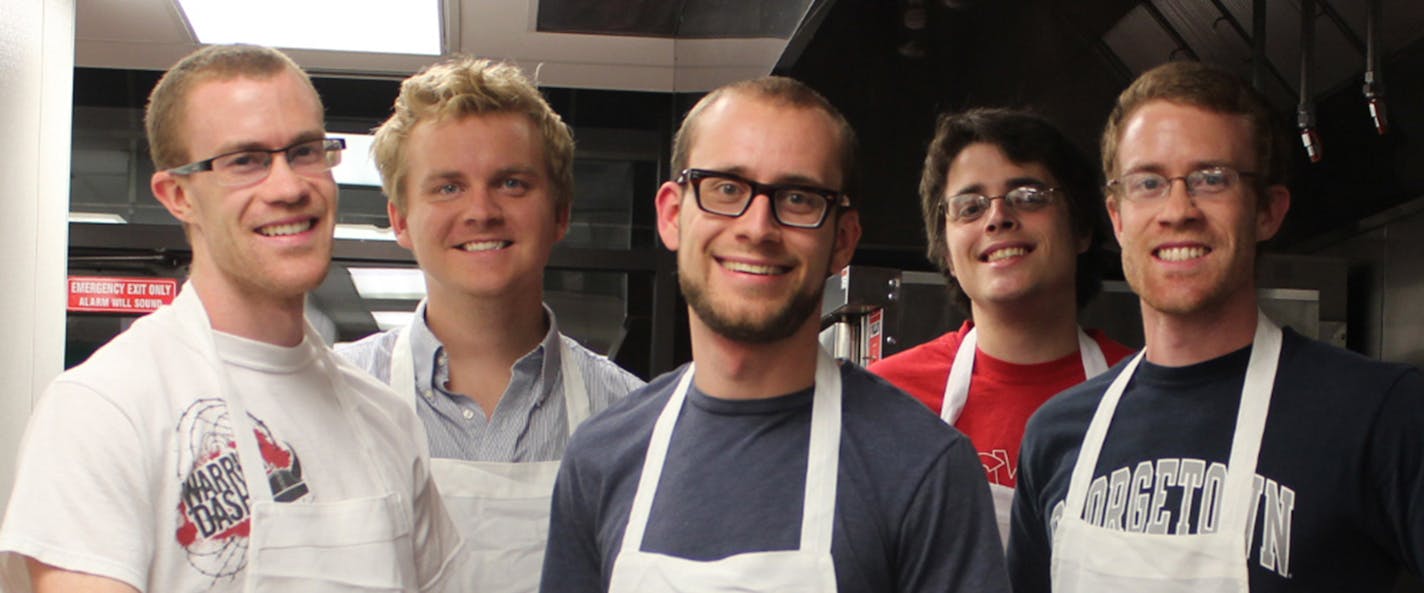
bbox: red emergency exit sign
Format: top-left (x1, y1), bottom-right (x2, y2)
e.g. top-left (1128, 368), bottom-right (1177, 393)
top-left (68, 276), bottom-right (179, 314)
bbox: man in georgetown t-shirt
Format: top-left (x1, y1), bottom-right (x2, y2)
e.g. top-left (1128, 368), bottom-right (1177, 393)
top-left (1009, 60), bottom-right (1424, 593)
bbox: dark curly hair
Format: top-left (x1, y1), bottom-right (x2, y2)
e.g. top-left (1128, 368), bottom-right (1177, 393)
top-left (919, 107), bottom-right (1107, 317)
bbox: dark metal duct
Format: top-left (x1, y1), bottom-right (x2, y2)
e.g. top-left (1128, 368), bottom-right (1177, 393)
top-left (1252, 0), bottom-right (1266, 92)
top-left (1298, 0), bottom-right (1323, 163)
top-left (1364, 0), bottom-right (1388, 135)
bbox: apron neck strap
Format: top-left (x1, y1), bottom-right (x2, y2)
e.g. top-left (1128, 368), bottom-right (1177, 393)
top-left (1063, 312), bottom-right (1282, 537)
top-left (942, 326), bottom-right (1108, 424)
top-left (177, 285), bottom-right (388, 504)
top-left (621, 349), bottom-right (843, 555)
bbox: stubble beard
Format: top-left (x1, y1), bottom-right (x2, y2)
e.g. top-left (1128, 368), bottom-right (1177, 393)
top-left (1125, 250), bottom-right (1250, 318)
top-left (680, 273), bottom-right (824, 344)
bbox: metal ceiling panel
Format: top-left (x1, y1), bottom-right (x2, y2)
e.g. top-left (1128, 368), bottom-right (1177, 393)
top-left (1102, 5), bottom-right (1187, 75)
top-left (1153, 0), bottom-right (1251, 67)
top-left (74, 0), bottom-right (813, 92)
top-left (1098, 0), bottom-right (1424, 115)
top-left (536, 0), bottom-right (811, 39)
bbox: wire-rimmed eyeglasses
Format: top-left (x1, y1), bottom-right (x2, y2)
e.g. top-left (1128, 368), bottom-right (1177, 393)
top-left (1106, 166), bottom-right (1256, 202)
top-left (167, 137), bottom-right (346, 188)
top-left (943, 186), bottom-right (1060, 223)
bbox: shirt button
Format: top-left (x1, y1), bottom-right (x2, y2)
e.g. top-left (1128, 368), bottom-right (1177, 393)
top-left (462, 408), bottom-right (475, 420)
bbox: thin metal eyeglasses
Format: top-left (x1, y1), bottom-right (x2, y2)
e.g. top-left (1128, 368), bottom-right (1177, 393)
top-left (167, 137), bottom-right (346, 187)
top-left (943, 186), bottom-right (1060, 223)
top-left (677, 168), bottom-right (851, 229)
top-left (1106, 165), bottom-right (1256, 202)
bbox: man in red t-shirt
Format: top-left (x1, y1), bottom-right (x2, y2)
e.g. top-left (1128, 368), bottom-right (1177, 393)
top-left (870, 109), bottom-right (1133, 543)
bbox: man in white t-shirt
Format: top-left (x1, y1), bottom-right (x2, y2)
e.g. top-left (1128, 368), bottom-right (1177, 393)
top-left (337, 57), bottom-right (643, 593)
top-left (0, 44), bottom-right (460, 593)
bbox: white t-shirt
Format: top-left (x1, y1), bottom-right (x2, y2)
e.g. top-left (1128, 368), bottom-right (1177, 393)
top-left (0, 291), bottom-right (460, 592)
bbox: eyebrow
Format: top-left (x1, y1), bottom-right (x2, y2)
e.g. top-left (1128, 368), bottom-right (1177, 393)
top-left (207, 131), bottom-right (327, 158)
top-left (1122, 159), bottom-right (1234, 175)
top-left (1190, 160), bottom-right (1235, 170)
top-left (419, 170), bottom-right (466, 186)
top-left (949, 176), bottom-right (1050, 196)
top-left (709, 165), bottom-right (836, 189)
top-left (418, 164), bottom-right (543, 185)
top-left (493, 165), bottom-right (542, 179)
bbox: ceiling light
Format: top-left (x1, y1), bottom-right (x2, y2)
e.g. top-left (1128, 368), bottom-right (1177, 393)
top-left (348, 267), bottom-right (426, 300)
top-left (334, 224), bottom-right (395, 241)
top-left (69, 212), bottom-right (127, 224)
top-left (176, 0), bottom-right (442, 55)
top-left (331, 133), bottom-right (382, 187)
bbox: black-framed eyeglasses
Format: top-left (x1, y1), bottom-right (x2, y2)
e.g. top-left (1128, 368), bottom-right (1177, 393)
top-left (676, 168), bottom-right (850, 229)
top-left (944, 186), bottom-right (1060, 223)
top-left (1106, 165), bottom-right (1256, 202)
top-left (167, 137), bottom-right (346, 188)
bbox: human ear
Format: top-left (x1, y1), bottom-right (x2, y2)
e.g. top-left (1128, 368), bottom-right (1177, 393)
top-left (654, 181), bottom-right (684, 251)
top-left (387, 201), bottom-right (414, 251)
top-left (1255, 185), bottom-right (1291, 242)
top-left (829, 209), bottom-right (862, 274)
top-left (151, 171), bottom-right (198, 225)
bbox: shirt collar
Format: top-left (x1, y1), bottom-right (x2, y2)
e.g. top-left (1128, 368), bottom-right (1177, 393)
top-left (407, 300), bottom-right (566, 402)
top-left (534, 303), bottom-right (564, 387)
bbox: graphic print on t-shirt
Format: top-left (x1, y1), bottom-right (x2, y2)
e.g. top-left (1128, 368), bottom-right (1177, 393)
top-left (981, 448), bottom-right (1016, 486)
top-left (1049, 457), bottom-right (1298, 578)
top-left (173, 398), bottom-right (308, 581)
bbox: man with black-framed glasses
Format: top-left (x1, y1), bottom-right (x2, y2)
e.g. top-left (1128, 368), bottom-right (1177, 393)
top-left (870, 108), bottom-right (1133, 547)
top-left (1009, 61), bottom-right (1424, 593)
top-left (542, 76), bottom-right (1008, 593)
top-left (0, 45), bottom-right (460, 593)
top-left (675, 168), bottom-right (852, 229)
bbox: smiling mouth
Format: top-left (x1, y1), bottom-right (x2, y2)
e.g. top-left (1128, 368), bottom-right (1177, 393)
top-left (257, 220), bottom-right (314, 237)
top-left (720, 259), bottom-right (789, 276)
top-left (983, 246), bottom-right (1030, 263)
top-left (460, 240), bottom-right (511, 252)
top-left (1155, 246), bottom-right (1210, 262)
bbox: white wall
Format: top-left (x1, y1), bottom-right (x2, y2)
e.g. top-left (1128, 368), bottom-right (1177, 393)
top-left (0, 0), bottom-right (75, 512)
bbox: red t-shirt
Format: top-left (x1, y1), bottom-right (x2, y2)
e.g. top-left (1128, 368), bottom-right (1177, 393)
top-left (869, 321), bottom-right (1134, 488)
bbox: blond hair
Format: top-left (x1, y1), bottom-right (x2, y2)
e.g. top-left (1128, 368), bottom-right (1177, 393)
top-left (373, 57), bottom-right (574, 214)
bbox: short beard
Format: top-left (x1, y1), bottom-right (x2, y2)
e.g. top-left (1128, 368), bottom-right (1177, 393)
top-left (681, 275), bottom-right (822, 344)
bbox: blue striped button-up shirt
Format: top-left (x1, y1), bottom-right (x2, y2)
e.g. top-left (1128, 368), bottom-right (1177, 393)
top-left (336, 302), bottom-right (645, 462)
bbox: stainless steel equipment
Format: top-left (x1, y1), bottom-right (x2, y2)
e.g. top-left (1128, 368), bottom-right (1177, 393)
top-left (821, 255), bottom-right (1348, 367)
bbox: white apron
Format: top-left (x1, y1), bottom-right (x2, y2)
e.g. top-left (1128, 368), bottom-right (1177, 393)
top-left (606, 349), bottom-right (842, 593)
top-left (391, 321), bottom-right (590, 593)
top-left (942, 326), bottom-right (1108, 546)
top-left (175, 288), bottom-right (416, 592)
top-left (1050, 313), bottom-right (1282, 593)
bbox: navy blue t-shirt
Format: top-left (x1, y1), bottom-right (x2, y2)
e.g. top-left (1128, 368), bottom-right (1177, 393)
top-left (1009, 328), bottom-right (1424, 593)
top-left (542, 363), bottom-right (1010, 593)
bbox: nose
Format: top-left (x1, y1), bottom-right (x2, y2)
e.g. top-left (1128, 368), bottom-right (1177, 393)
top-left (1155, 177), bottom-right (1202, 226)
top-left (261, 154), bottom-right (310, 205)
top-left (982, 196), bottom-right (1018, 233)
top-left (732, 192), bottom-right (783, 243)
top-left (460, 185), bottom-right (505, 225)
